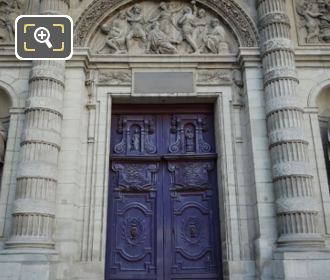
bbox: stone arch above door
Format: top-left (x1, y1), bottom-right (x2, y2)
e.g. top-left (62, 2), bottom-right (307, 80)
top-left (74, 0), bottom-right (259, 51)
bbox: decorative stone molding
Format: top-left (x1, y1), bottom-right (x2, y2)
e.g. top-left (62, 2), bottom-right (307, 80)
top-left (98, 70), bottom-right (132, 85)
top-left (257, 0), bottom-right (324, 248)
top-left (74, 0), bottom-right (259, 48)
top-left (276, 197), bottom-right (319, 214)
top-left (265, 95), bottom-right (304, 115)
top-left (261, 38), bottom-right (294, 57)
top-left (295, 0), bottom-right (330, 45)
top-left (13, 200), bottom-right (56, 215)
top-left (26, 96), bottom-right (63, 115)
top-left (20, 128), bottom-right (62, 149)
top-left (272, 162), bottom-right (311, 179)
top-left (263, 67), bottom-right (298, 86)
top-left (258, 12), bottom-right (291, 30)
top-left (197, 70), bottom-right (232, 85)
top-left (268, 128), bottom-right (307, 146)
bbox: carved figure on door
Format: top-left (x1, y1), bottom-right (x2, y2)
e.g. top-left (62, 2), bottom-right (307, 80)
top-left (131, 128), bottom-right (140, 152)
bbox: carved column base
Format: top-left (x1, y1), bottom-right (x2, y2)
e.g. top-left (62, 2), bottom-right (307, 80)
top-left (277, 234), bottom-right (325, 249)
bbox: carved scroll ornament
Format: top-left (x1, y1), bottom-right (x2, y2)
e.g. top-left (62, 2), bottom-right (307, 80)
top-left (169, 115), bottom-right (211, 154)
top-left (114, 115), bottom-right (156, 155)
top-left (168, 161), bottom-right (213, 190)
top-left (112, 163), bottom-right (158, 192)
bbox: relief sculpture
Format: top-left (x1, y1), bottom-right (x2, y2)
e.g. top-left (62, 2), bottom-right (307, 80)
top-left (0, 0), bottom-right (26, 42)
top-left (168, 161), bottom-right (213, 191)
top-left (112, 163), bottom-right (158, 192)
top-left (169, 115), bottom-right (211, 154)
top-left (114, 115), bottom-right (156, 155)
top-left (97, 1), bottom-right (232, 54)
top-left (296, 0), bottom-right (330, 44)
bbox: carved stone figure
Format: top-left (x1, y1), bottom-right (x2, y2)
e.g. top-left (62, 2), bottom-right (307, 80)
top-left (319, 1), bottom-right (330, 42)
top-left (126, 4), bottom-right (147, 50)
top-left (295, 0), bottom-right (330, 44)
top-left (296, 1), bottom-right (322, 43)
top-left (0, 0), bottom-right (22, 42)
top-left (95, 1), bottom-right (236, 54)
top-left (204, 19), bottom-right (228, 54)
top-left (149, 2), bottom-right (182, 44)
top-left (178, 6), bottom-right (199, 53)
top-left (0, 121), bottom-right (7, 164)
top-left (98, 70), bottom-right (132, 84)
top-left (146, 21), bottom-right (178, 54)
top-left (98, 11), bottom-right (128, 53)
top-left (185, 127), bottom-right (195, 152)
top-left (194, 6), bottom-right (208, 50)
top-left (131, 128), bottom-right (140, 152)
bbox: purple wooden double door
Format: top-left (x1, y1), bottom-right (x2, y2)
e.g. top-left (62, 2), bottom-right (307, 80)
top-left (106, 105), bottom-right (222, 280)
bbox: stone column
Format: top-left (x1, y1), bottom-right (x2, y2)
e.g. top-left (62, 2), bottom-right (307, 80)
top-left (257, 0), bottom-right (324, 248)
top-left (6, 0), bottom-right (69, 250)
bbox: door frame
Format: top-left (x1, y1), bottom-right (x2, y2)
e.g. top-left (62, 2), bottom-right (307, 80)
top-left (80, 85), bottom-right (243, 279)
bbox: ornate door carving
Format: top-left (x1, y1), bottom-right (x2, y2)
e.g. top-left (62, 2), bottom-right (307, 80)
top-left (107, 105), bottom-right (222, 280)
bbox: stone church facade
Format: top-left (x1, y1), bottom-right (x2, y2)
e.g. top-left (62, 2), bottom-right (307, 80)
top-left (0, 0), bottom-right (330, 279)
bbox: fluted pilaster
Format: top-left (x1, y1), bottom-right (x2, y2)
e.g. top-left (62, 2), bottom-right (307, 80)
top-left (257, 0), bottom-right (324, 248)
top-left (6, 0), bottom-right (69, 250)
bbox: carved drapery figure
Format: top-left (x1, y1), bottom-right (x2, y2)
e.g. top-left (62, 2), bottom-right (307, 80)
top-left (96, 1), bottom-right (233, 55)
top-left (98, 11), bottom-right (129, 53)
top-left (178, 6), bottom-right (199, 53)
top-left (193, 6), bottom-right (207, 50)
top-left (296, 1), bottom-right (322, 43)
top-left (296, 0), bottom-right (330, 44)
top-left (0, 0), bottom-right (22, 42)
top-left (204, 19), bottom-right (228, 54)
top-left (319, 2), bottom-right (330, 42)
top-left (0, 121), bottom-right (6, 164)
top-left (146, 21), bottom-right (178, 54)
top-left (149, 2), bottom-right (182, 44)
top-left (126, 4), bottom-right (147, 50)
top-left (131, 128), bottom-right (141, 152)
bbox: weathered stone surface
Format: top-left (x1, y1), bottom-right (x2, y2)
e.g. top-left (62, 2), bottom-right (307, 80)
top-left (0, 1), bottom-right (329, 280)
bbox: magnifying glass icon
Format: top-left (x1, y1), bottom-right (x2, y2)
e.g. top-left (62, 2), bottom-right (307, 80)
top-left (34, 27), bottom-right (53, 49)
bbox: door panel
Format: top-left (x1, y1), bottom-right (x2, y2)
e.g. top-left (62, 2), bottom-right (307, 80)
top-left (107, 106), bottom-right (222, 280)
top-left (165, 160), bottom-right (219, 278)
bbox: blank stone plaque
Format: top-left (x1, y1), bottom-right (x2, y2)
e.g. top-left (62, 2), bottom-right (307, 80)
top-left (134, 72), bottom-right (194, 94)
